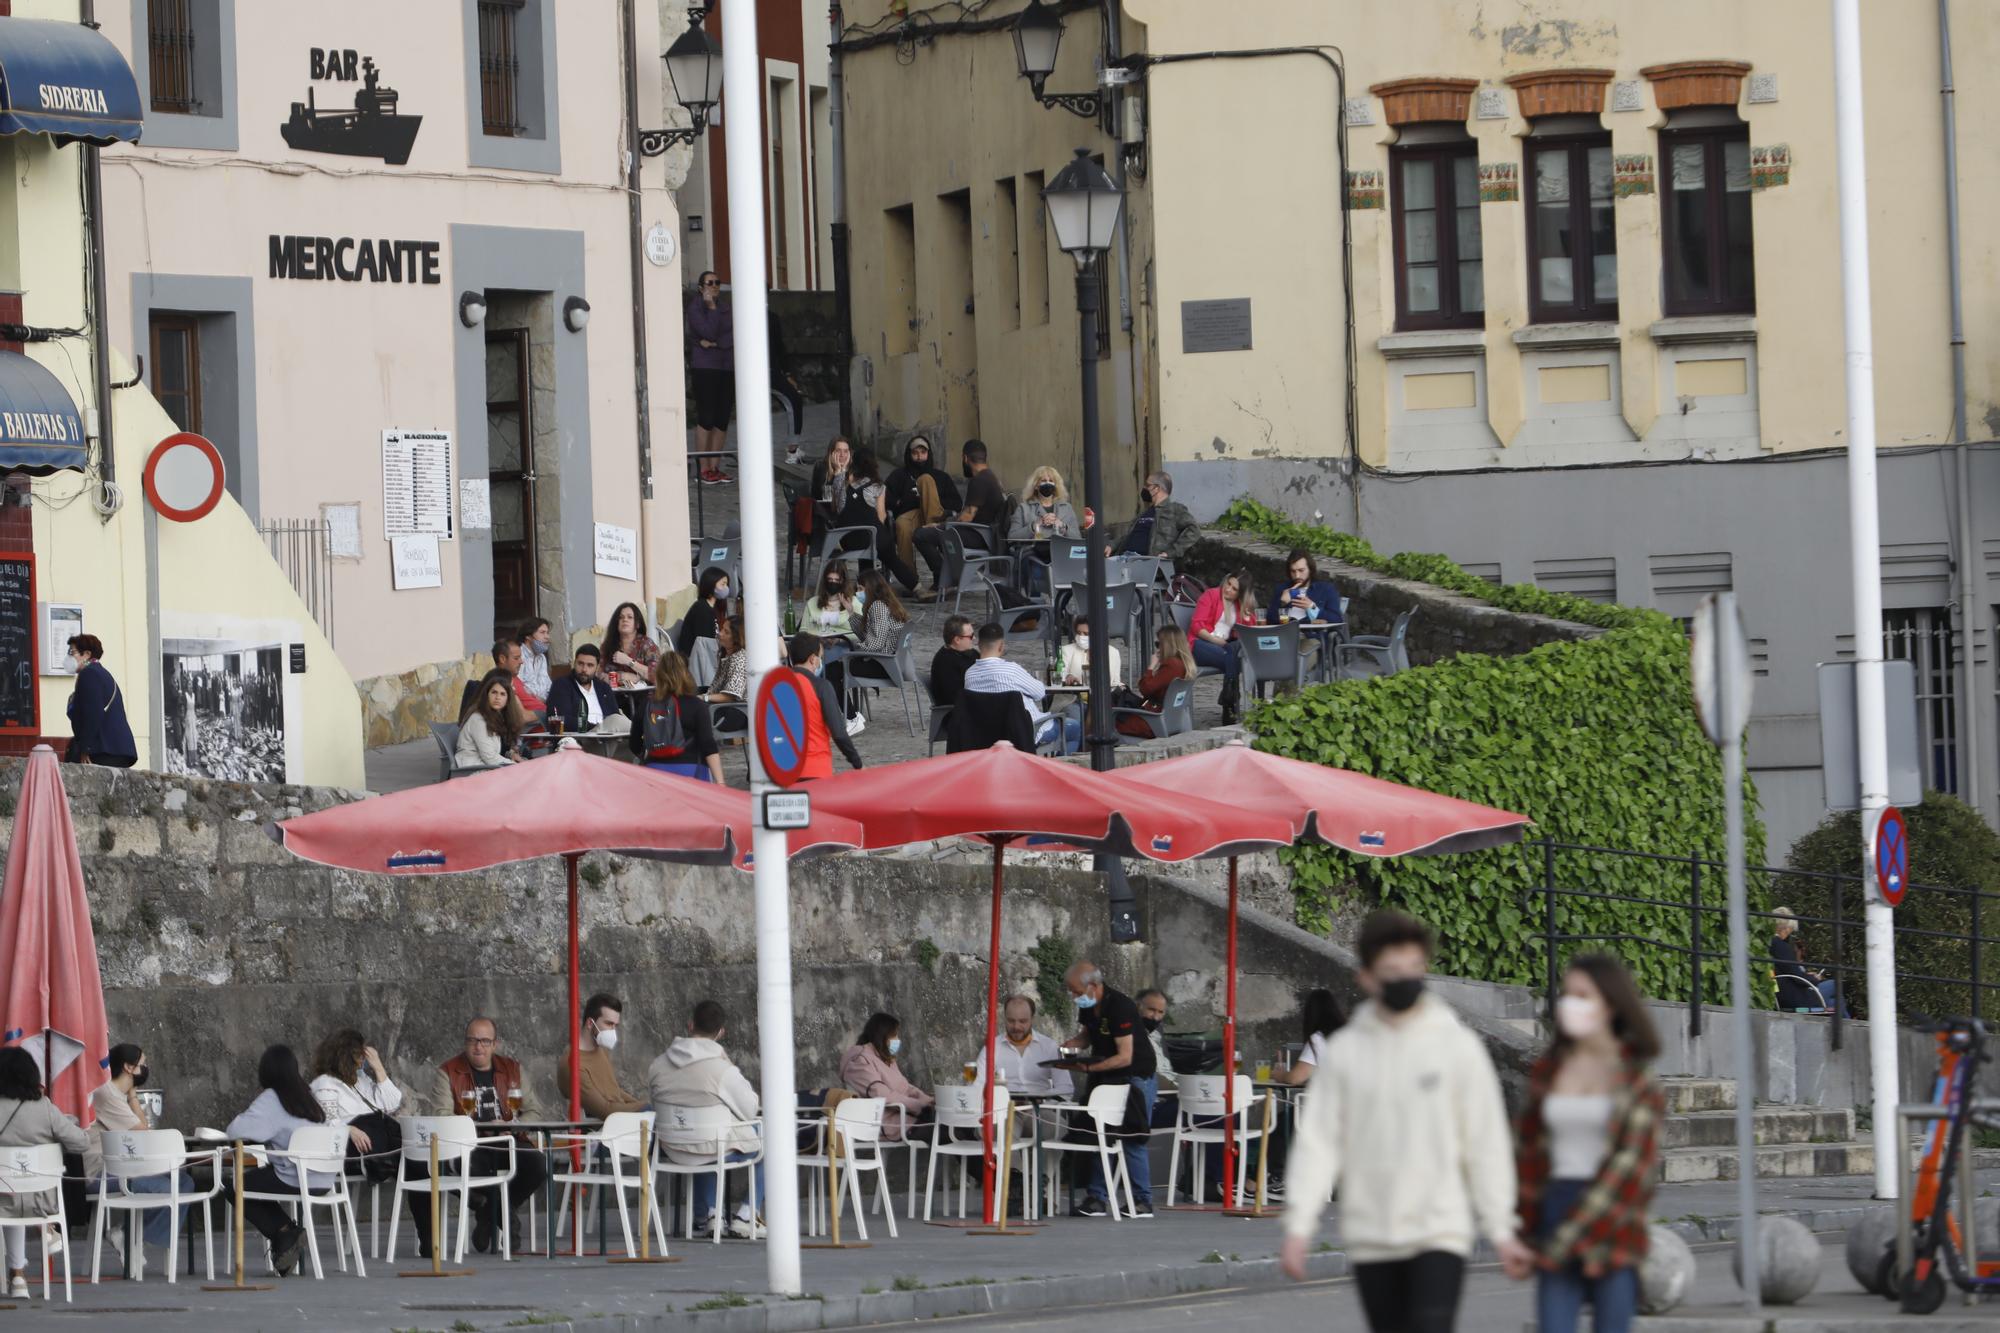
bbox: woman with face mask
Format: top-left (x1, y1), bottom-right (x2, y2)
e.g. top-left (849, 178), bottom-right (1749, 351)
top-left (838, 1012), bottom-right (935, 1142)
top-left (89, 1043), bottom-right (196, 1260)
top-left (307, 1028), bottom-right (406, 1184)
top-left (1509, 954), bottom-right (1664, 1333)
top-left (676, 566), bottom-right (733, 660)
top-left (1008, 466), bottom-right (1082, 598)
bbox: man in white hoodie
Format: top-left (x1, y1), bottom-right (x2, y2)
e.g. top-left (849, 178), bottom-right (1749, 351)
top-left (1278, 910), bottom-right (1532, 1332)
top-left (648, 999), bottom-right (763, 1238)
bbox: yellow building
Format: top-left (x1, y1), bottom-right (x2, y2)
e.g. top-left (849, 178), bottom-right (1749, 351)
top-left (836, 0), bottom-right (2000, 854)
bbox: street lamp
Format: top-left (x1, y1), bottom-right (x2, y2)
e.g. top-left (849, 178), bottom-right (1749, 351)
top-left (639, 15), bottom-right (724, 157)
top-left (1012, 0), bottom-right (1101, 119)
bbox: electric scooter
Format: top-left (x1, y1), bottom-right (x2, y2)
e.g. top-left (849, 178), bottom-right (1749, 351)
top-left (1881, 1016), bottom-right (2000, 1313)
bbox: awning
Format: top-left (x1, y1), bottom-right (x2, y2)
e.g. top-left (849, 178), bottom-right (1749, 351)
top-left (0, 18), bottom-right (141, 147)
top-left (0, 352), bottom-right (87, 474)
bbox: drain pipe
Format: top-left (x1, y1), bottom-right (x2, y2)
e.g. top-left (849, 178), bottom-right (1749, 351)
top-left (1938, 0), bottom-right (1978, 808)
top-left (80, 0), bottom-right (119, 519)
top-left (828, 2), bottom-right (854, 438)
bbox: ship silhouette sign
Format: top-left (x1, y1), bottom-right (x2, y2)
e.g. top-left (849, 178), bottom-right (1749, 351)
top-left (281, 56), bottom-right (421, 166)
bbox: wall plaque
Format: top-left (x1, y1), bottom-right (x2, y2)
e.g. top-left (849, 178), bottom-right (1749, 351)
top-left (1181, 298), bottom-right (1253, 355)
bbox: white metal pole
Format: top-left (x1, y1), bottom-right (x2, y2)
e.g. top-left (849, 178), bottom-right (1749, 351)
top-left (1718, 594), bottom-right (1759, 1313)
top-left (1832, 0), bottom-right (1900, 1200)
top-left (720, 0), bottom-right (801, 1293)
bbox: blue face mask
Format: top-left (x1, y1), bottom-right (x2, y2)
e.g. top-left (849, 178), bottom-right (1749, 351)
top-left (1074, 992), bottom-right (1097, 1010)
top-left (887, 1037), bottom-right (902, 1056)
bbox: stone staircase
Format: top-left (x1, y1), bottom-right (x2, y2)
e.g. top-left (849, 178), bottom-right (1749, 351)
top-left (1655, 1076), bottom-right (1876, 1184)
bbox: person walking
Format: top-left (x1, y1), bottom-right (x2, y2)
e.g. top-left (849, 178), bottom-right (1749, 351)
top-left (64, 634), bottom-right (137, 767)
top-left (687, 271), bottom-right (734, 484)
top-left (1279, 910), bottom-right (1531, 1332)
top-left (1512, 954), bottom-right (1664, 1333)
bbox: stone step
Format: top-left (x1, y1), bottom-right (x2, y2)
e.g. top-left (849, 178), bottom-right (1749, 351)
top-left (1660, 1076), bottom-right (1737, 1114)
top-left (1660, 1106), bottom-right (1854, 1150)
top-left (1656, 1139), bottom-right (1875, 1184)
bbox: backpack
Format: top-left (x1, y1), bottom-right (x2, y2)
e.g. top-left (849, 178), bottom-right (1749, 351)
top-left (642, 696), bottom-right (689, 761)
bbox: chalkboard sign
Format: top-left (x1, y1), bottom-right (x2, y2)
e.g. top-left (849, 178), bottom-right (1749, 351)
top-left (0, 555), bottom-right (38, 734)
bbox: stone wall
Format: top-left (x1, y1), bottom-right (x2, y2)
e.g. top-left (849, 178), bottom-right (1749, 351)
top-left (37, 762), bottom-right (1142, 1130)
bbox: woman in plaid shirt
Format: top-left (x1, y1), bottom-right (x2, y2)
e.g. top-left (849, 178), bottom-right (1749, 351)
top-left (1511, 954), bottom-right (1665, 1333)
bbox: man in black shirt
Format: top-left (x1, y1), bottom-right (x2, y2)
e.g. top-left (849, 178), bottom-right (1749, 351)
top-left (1055, 960), bottom-right (1156, 1218)
top-left (929, 616), bottom-right (978, 706)
top-left (914, 439), bottom-right (1006, 592)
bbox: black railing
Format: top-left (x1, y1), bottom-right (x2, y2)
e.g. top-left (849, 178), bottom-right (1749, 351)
top-left (1527, 837), bottom-right (2000, 1051)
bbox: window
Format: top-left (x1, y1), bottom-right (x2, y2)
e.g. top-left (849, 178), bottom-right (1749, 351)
top-left (148, 0), bottom-right (199, 113)
top-left (1886, 608), bottom-right (1957, 795)
top-left (883, 204), bottom-right (915, 357)
top-left (1021, 170), bottom-right (1050, 326)
top-left (149, 314), bottom-right (201, 435)
top-left (1391, 144), bottom-right (1483, 330)
top-left (1528, 138), bottom-right (1616, 322)
top-left (994, 176), bottom-right (1021, 331)
top-left (476, 0), bottom-right (524, 137)
top-left (1661, 126), bottom-right (1753, 315)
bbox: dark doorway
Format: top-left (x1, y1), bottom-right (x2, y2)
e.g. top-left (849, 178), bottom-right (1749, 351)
top-left (485, 327), bottom-right (537, 635)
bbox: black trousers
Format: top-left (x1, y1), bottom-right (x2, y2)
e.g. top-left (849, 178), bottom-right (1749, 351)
top-left (404, 1143), bottom-right (547, 1242)
top-left (1353, 1251), bottom-right (1467, 1333)
top-left (224, 1164), bottom-right (311, 1245)
top-left (914, 525), bottom-right (949, 585)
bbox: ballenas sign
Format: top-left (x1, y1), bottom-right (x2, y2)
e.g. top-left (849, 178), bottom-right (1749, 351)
top-left (268, 235), bottom-right (442, 285)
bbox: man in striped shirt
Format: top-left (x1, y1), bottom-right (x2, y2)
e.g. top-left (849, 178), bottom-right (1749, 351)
top-left (962, 622), bottom-right (1078, 753)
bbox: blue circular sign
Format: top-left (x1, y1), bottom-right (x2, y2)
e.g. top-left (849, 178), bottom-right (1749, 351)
top-left (754, 667), bottom-right (811, 788)
top-left (1874, 806), bottom-right (1909, 907)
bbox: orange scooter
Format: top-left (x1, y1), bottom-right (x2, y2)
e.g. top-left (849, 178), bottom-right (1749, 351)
top-left (1880, 1017), bottom-right (2000, 1313)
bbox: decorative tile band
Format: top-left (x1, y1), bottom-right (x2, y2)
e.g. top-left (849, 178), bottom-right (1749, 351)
top-left (1613, 153), bottom-right (1655, 197)
top-left (1477, 161), bottom-right (1519, 203)
top-left (1347, 168), bottom-right (1385, 210)
top-left (1751, 144), bottom-right (1790, 190)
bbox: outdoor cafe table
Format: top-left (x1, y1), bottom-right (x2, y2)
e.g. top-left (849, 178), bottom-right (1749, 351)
top-left (1290, 619), bottom-right (1345, 685)
top-left (510, 1117), bottom-right (601, 1256)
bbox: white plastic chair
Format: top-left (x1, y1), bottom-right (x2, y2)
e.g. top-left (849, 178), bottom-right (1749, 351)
top-left (795, 1097), bottom-right (896, 1240)
top-left (876, 1100), bottom-right (929, 1221)
top-left (652, 1103), bottom-right (761, 1244)
top-left (385, 1116), bottom-right (520, 1264)
top-left (923, 1085), bottom-right (1033, 1222)
top-left (92, 1129), bottom-right (222, 1283)
top-left (1167, 1075), bottom-right (1265, 1207)
top-left (551, 1111), bottom-right (659, 1258)
top-left (0, 1144), bottom-right (70, 1301)
top-left (1039, 1082), bottom-right (1137, 1220)
top-left (224, 1126), bottom-right (365, 1279)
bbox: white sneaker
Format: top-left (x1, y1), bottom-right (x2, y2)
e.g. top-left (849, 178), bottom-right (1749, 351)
top-left (7, 1273), bottom-right (24, 1298)
top-left (43, 1230), bottom-right (61, 1258)
top-left (846, 712), bottom-right (867, 736)
top-left (726, 1212), bottom-right (760, 1240)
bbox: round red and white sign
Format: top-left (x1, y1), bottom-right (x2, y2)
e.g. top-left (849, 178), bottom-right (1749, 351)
top-left (142, 432), bottom-right (226, 522)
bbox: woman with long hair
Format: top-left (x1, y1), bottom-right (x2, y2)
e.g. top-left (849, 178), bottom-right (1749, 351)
top-left (90, 1042), bottom-right (196, 1257)
top-left (455, 668), bottom-right (526, 769)
top-left (308, 1028), bottom-right (404, 1183)
top-left (1508, 954), bottom-right (1664, 1333)
top-left (829, 569), bottom-right (912, 710)
top-left (676, 566), bottom-right (733, 658)
top-left (223, 1045), bottom-right (336, 1276)
top-left (0, 1046), bottom-right (89, 1296)
top-left (599, 601), bottom-right (660, 687)
top-left (838, 1012), bottom-right (935, 1142)
top-left (1116, 625), bottom-right (1195, 737)
top-left (1008, 464), bottom-right (1081, 597)
top-left (1274, 987), bottom-right (1347, 1087)
top-left (630, 649), bottom-right (723, 783)
top-left (707, 615), bottom-right (750, 703)
top-left (803, 561), bottom-right (859, 641)
top-left (835, 448), bottom-right (919, 593)
top-left (1190, 570), bottom-right (1258, 724)
top-left (687, 270), bottom-right (734, 482)
top-left (810, 435), bottom-right (854, 543)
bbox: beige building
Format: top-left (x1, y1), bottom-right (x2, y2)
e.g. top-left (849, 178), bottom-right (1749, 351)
top-left (836, 0), bottom-right (2000, 854)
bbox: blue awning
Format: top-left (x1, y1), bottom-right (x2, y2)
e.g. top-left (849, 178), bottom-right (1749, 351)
top-left (0, 18), bottom-right (141, 147)
top-left (0, 352), bottom-right (87, 474)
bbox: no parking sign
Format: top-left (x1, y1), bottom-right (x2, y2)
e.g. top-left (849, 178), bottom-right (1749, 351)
top-left (1873, 805), bottom-right (1909, 907)
top-left (754, 667), bottom-right (812, 788)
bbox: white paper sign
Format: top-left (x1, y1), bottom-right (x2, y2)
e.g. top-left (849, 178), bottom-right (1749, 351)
top-left (390, 533), bottom-right (443, 590)
top-left (594, 522), bottom-right (637, 581)
top-left (382, 428), bottom-right (453, 538)
top-left (321, 502), bottom-right (363, 559)
top-left (459, 478), bottom-right (491, 531)
top-left (645, 221), bottom-right (677, 266)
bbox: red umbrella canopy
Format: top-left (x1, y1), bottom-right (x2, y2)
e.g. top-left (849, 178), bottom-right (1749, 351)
top-left (806, 743), bottom-right (1293, 861)
top-left (1120, 740), bottom-right (1528, 856)
top-left (270, 747), bottom-right (864, 873)
top-left (0, 747), bottom-right (109, 1124)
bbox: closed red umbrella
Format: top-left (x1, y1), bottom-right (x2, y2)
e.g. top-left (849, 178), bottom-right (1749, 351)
top-left (808, 744), bottom-right (1293, 1224)
top-left (271, 747), bottom-right (864, 1119)
top-left (0, 746), bottom-right (109, 1123)
top-left (1121, 740), bottom-right (1529, 1208)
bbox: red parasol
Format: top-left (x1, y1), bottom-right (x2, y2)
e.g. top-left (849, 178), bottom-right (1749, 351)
top-left (271, 748), bottom-right (864, 1119)
top-left (0, 747), bottom-right (109, 1123)
top-left (1121, 740), bottom-right (1529, 1209)
top-left (807, 743), bottom-right (1294, 1225)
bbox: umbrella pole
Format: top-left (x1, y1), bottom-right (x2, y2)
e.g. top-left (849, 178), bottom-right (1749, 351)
top-left (200, 1141), bottom-right (272, 1292)
top-left (982, 839), bottom-right (1003, 1226)
top-left (566, 852), bottom-right (583, 1124)
top-left (1222, 856), bottom-right (1239, 1207)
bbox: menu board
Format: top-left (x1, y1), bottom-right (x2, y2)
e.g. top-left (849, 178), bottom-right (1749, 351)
top-left (0, 556), bottom-right (38, 734)
top-left (381, 428), bottom-right (453, 538)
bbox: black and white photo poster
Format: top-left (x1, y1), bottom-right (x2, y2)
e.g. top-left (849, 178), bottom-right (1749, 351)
top-left (161, 638), bottom-right (288, 783)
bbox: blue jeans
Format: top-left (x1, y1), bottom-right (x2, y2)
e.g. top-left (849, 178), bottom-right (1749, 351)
top-left (645, 761), bottom-right (713, 782)
top-left (690, 1153), bottom-right (763, 1221)
top-left (1191, 638), bottom-right (1239, 682)
top-left (106, 1171), bottom-right (193, 1248)
top-left (1816, 979), bottom-right (1851, 1017)
top-left (1034, 708), bottom-right (1082, 755)
top-left (1085, 1075), bottom-right (1156, 1207)
top-left (1536, 1178), bottom-right (1638, 1333)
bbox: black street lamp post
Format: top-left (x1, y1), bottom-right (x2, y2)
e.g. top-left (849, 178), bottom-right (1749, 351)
top-left (639, 13), bottom-right (724, 157)
top-left (1011, 0), bottom-right (1102, 119)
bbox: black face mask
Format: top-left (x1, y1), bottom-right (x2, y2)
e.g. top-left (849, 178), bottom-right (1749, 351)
top-left (1037, 483), bottom-right (1056, 498)
top-left (962, 463), bottom-right (974, 479)
top-left (1141, 1018), bottom-right (1162, 1034)
top-left (1378, 978), bottom-right (1425, 1013)
top-left (131, 1065), bottom-right (150, 1088)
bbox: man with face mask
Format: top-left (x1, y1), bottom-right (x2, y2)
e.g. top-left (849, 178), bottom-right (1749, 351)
top-left (557, 993), bottom-right (645, 1119)
top-left (1056, 961), bottom-right (1157, 1219)
top-left (1278, 911), bottom-right (1531, 1331)
top-left (1104, 471), bottom-right (1201, 562)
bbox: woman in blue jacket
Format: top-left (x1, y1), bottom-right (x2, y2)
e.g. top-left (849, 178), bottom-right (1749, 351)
top-left (1267, 550), bottom-right (1344, 627)
top-left (64, 634), bottom-right (137, 767)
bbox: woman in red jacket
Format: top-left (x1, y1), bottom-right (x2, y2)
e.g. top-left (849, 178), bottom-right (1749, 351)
top-left (1118, 626), bottom-right (1196, 737)
top-left (1190, 571), bottom-right (1257, 724)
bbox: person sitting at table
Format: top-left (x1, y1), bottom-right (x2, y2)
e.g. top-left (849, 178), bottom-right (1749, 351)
top-left (90, 1041), bottom-right (193, 1266)
top-left (600, 601), bottom-right (660, 688)
top-left (456, 668), bottom-right (526, 769)
top-left (914, 439), bottom-right (1006, 593)
top-left (649, 999), bottom-right (765, 1239)
top-left (222, 1044), bottom-right (340, 1276)
top-left (707, 615), bottom-right (751, 703)
top-left (929, 616), bottom-right (978, 708)
top-left (518, 618), bottom-right (556, 703)
top-left (809, 435), bottom-right (854, 548)
top-left (676, 566), bottom-right (731, 659)
top-left (420, 1017), bottom-right (548, 1257)
top-left (307, 1028), bottom-right (404, 1184)
top-left (1057, 612), bottom-right (1122, 688)
top-left (1136, 989), bottom-right (1178, 1128)
top-left (0, 1046), bottom-right (93, 1295)
top-left (1191, 570), bottom-right (1257, 725)
top-left (886, 434), bottom-right (960, 578)
top-left (1009, 465), bottom-right (1082, 597)
top-left (629, 650), bottom-right (723, 783)
top-left (1272, 987), bottom-right (1346, 1088)
top-left (546, 643), bottom-right (617, 733)
top-left (492, 637), bottom-right (546, 716)
top-left (1104, 470), bottom-right (1201, 563)
top-left (1117, 626), bottom-right (1195, 738)
top-left (840, 447), bottom-right (921, 594)
top-left (803, 561), bottom-right (859, 642)
top-left (1267, 549), bottom-right (1343, 628)
top-left (964, 622), bottom-right (1076, 755)
top-left (829, 569), bottom-right (911, 705)
top-left (558, 993), bottom-right (645, 1120)
top-left (840, 1012), bottom-right (935, 1142)
top-left (787, 633), bottom-right (865, 776)
top-left (970, 995), bottom-right (1074, 1098)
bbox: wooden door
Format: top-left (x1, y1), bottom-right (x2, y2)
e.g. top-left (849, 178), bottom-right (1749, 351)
top-left (485, 329), bottom-right (537, 633)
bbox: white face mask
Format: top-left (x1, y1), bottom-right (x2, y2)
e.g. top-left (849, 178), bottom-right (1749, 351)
top-left (1555, 995), bottom-right (1606, 1041)
top-left (1075, 634), bottom-right (1089, 650)
top-left (530, 637), bottom-right (549, 655)
top-left (594, 1025), bottom-right (620, 1051)
top-left (887, 1037), bottom-right (902, 1057)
